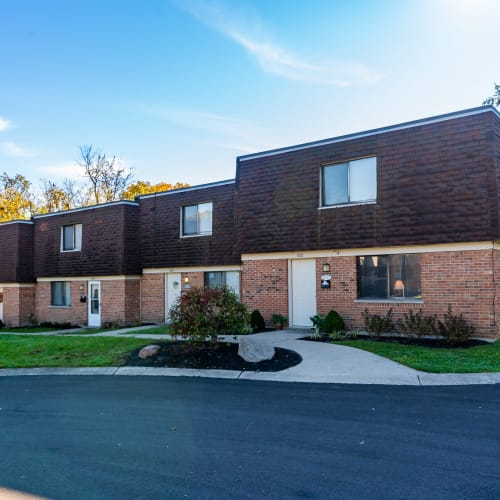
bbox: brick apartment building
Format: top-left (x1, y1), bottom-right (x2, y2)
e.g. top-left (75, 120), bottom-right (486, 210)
top-left (1, 105), bottom-right (500, 338)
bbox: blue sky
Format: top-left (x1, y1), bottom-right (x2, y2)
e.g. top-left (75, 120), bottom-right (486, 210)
top-left (0, 0), bottom-right (498, 188)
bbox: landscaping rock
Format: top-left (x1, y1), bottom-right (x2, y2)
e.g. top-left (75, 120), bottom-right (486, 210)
top-left (238, 337), bottom-right (275, 363)
top-left (138, 344), bottom-right (161, 359)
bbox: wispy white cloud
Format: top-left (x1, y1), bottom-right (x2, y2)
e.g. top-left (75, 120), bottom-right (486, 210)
top-left (176, 0), bottom-right (382, 86)
top-left (0, 141), bottom-right (36, 158)
top-left (143, 105), bottom-right (282, 152)
top-left (145, 106), bottom-right (255, 138)
top-left (0, 116), bottom-right (12, 132)
top-left (35, 161), bottom-right (85, 179)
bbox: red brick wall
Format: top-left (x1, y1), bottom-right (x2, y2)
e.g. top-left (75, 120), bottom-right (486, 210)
top-left (141, 274), bottom-right (164, 323)
top-left (419, 251), bottom-right (495, 334)
top-left (244, 249), bottom-right (500, 338)
top-left (241, 259), bottom-right (288, 326)
top-left (101, 279), bottom-right (140, 326)
top-left (2, 286), bottom-right (35, 327)
top-left (36, 281), bottom-right (88, 325)
top-left (494, 249), bottom-right (500, 337)
top-left (140, 272), bottom-right (205, 324)
top-left (124, 279), bottom-right (141, 325)
top-left (317, 250), bottom-right (498, 337)
top-left (35, 278), bottom-right (140, 327)
top-left (182, 272), bottom-right (204, 289)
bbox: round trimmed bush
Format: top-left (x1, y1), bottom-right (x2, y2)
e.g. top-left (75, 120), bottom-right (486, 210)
top-left (323, 310), bottom-right (344, 333)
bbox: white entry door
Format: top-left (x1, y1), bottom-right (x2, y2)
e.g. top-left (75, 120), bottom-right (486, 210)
top-left (88, 281), bottom-right (101, 327)
top-left (290, 259), bottom-right (316, 327)
top-left (165, 273), bottom-right (182, 322)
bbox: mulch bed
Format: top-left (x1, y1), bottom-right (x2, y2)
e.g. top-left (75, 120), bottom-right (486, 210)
top-left (125, 341), bottom-right (302, 371)
top-left (300, 335), bottom-right (489, 348)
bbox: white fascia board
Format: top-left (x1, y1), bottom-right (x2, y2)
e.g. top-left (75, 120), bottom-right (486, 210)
top-left (36, 275), bottom-right (142, 282)
top-left (138, 180), bottom-right (235, 200)
top-left (33, 201), bottom-right (139, 219)
top-left (241, 241), bottom-right (500, 261)
top-left (143, 265), bottom-right (242, 274)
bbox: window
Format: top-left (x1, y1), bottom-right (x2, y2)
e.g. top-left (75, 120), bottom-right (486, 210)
top-left (204, 271), bottom-right (240, 297)
top-left (61, 224), bottom-right (82, 251)
top-left (322, 157), bottom-right (377, 206)
top-left (51, 281), bottom-right (71, 307)
top-left (182, 203), bottom-right (213, 236)
top-left (357, 254), bottom-right (420, 299)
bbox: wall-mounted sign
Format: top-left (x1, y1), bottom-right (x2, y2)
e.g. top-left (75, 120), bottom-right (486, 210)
top-left (321, 278), bottom-right (331, 289)
top-left (321, 275), bottom-right (331, 281)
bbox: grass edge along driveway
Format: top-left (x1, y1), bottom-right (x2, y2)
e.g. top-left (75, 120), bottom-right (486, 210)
top-left (0, 335), bottom-right (149, 368)
top-left (1, 334), bottom-right (500, 373)
top-left (335, 339), bottom-right (500, 373)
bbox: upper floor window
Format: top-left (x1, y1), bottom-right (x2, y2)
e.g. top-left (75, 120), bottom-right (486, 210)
top-left (322, 157), bottom-right (377, 206)
top-left (51, 281), bottom-right (71, 307)
top-left (182, 202), bottom-right (213, 236)
top-left (61, 224), bottom-right (82, 252)
top-left (357, 254), bottom-right (420, 300)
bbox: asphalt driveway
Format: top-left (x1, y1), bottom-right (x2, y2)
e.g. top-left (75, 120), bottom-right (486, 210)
top-left (0, 376), bottom-right (499, 499)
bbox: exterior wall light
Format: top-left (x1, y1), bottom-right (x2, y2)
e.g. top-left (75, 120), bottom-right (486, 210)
top-left (322, 263), bottom-right (330, 273)
top-left (184, 276), bottom-right (190, 284)
top-left (79, 283), bottom-right (87, 303)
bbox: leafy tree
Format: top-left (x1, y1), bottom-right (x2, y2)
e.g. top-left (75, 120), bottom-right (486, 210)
top-left (0, 145), bottom-right (189, 222)
top-left (121, 180), bottom-right (190, 201)
top-left (482, 83), bottom-right (500, 107)
top-left (38, 178), bottom-right (82, 213)
top-left (78, 144), bottom-right (134, 204)
top-left (0, 172), bottom-right (34, 221)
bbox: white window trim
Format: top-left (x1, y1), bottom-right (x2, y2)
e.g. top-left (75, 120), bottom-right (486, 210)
top-left (357, 254), bottom-right (421, 301)
top-left (50, 281), bottom-right (72, 307)
top-left (204, 270), bottom-right (240, 298)
top-left (60, 224), bottom-right (82, 252)
top-left (180, 203), bottom-right (213, 238)
top-left (354, 298), bottom-right (423, 304)
top-left (318, 201), bottom-right (377, 210)
top-left (320, 156), bottom-right (377, 208)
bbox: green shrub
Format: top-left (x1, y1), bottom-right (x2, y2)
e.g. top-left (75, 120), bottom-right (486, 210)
top-left (310, 313), bottom-right (326, 335)
top-left (39, 321), bottom-right (75, 329)
top-left (169, 286), bottom-right (251, 344)
top-left (328, 330), bottom-right (358, 341)
top-left (437, 305), bottom-right (475, 345)
top-left (398, 309), bottom-right (437, 339)
top-left (271, 313), bottom-right (287, 327)
top-left (250, 309), bottom-right (266, 331)
top-left (362, 308), bottom-right (394, 337)
top-left (323, 310), bottom-right (345, 333)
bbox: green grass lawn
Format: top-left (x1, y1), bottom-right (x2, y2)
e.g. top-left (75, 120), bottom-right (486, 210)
top-left (335, 339), bottom-right (500, 373)
top-left (1, 326), bottom-right (149, 335)
top-left (120, 325), bottom-right (170, 335)
top-left (0, 335), bottom-right (149, 368)
top-left (0, 326), bottom-right (75, 333)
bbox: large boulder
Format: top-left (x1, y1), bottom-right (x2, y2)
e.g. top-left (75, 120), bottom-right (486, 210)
top-left (138, 344), bottom-right (161, 359)
top-left (238, 337), bottom-right (275, 363)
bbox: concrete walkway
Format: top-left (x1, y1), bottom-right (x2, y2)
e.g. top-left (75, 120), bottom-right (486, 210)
top-left (1, 328), bottom-right (499, 386)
